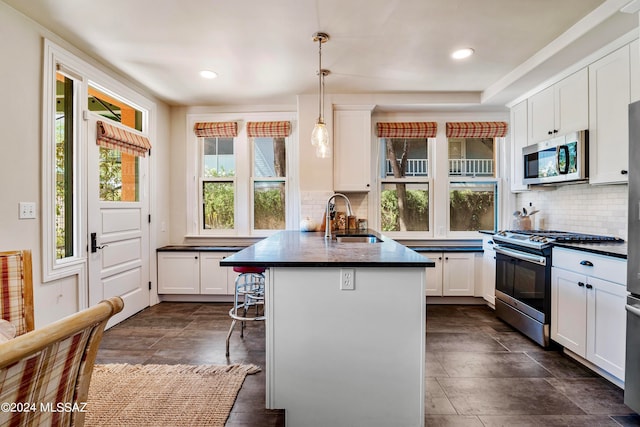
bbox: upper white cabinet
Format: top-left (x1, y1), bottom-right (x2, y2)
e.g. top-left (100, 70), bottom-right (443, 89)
top-left (589, 45), bottom-right (631, 184)
top-left (510, 100), bottom-right (528, 192)
top-left (528, 68), bottom-right (589, 144)
top-left (333, 108), bottom-right (373, 192)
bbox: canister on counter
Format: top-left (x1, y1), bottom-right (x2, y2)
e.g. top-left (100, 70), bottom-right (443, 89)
top-left (336, 212), bottom-right (347, 230)
top-left (357, 219), bottom-right (367, 231)
top-left (348, 215), bottom-right (357, 230)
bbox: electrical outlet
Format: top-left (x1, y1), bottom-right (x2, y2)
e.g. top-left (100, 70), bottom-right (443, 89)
top-left (340, 268), bottom-right (355, 290)
top-left (18, 202), bottom-right (36, 219)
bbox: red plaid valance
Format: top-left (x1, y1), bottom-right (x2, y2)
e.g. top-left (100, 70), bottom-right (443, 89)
top-left (96, 121), bottom-right (152, 157)
top-left (376, 122), bottom-right (437, 138)
top-left (446, 122), bottom-right (508, 138)
top-left (194, 122), bottom-right (238, 138)
top-left (246, 121), bottom-right (291, 138)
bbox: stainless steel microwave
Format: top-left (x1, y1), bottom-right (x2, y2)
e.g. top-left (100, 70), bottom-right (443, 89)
top-left (522, 130), bottom-right (588, 185)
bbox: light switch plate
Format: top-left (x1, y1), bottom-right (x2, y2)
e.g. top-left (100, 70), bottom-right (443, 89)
top-left (19, 202), bottom-right (36, 219)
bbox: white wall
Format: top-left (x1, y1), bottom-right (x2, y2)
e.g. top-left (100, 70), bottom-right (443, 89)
top-left (0, 3), bottom-right (171, 326)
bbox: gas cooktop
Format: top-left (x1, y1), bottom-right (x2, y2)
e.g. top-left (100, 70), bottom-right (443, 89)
top-left (493, 229), bottom-right (624, 250)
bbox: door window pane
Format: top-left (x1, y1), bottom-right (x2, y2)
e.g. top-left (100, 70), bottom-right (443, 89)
top-left (99, 147), bottom-right (139, 201)
top-left (203, 181), bottom-right (234, 229)
top-left (380, 183), bottom-right (429, 232)
top-left (254, 182), bottom-right (286, 230)
top-left (204, 137), bottom-right (234, 177)
top-left (449, 182), bottom-right (496, 231)
top-left (448, 138), bottom-right (495, 177)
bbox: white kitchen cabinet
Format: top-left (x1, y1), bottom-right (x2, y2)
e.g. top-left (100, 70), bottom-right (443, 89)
top-left (509, 100), bottom-right (528, 192)
top-left (528, 68), bottom-right (588, 144)
top-left (589, 45), bottom-right (631, 184)
top-left (333, 108), bottom-right (373, 192)
top-left (481, 235), bottom-right (496, 305)
top-left (551, 247), bottom-right (626, 380)
top-left (423, 252), bottom-right (475, 297)
top-left (158, 251), bottom-right (238, 295)
top-left (200, 252), bottom-right (237, 294)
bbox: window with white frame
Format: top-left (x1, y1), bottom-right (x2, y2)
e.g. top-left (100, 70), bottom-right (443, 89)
top-left (446, 122), bottom-right (505, 234)
top-left (376, 122), bottom-right (436, 233)
top-left (191, 116), bottom-right (295, 236)
top-left (375, 119), bottom-right (505, 238)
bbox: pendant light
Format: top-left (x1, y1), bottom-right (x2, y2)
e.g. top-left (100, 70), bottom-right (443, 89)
top-left (311, 32), bottom-right (331, 158)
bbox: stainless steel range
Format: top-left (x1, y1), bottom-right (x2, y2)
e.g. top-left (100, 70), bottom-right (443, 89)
top-left (492, 229), bottom-right (623, 347)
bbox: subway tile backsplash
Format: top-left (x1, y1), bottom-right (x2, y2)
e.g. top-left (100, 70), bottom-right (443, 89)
top-left (515, 183), bottom-right (628, 239)
top-left (300, 191), bottom-right (368, 230)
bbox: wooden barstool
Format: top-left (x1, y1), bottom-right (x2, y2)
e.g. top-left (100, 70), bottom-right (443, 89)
top-left (226, 266), bottom-right (266, 357)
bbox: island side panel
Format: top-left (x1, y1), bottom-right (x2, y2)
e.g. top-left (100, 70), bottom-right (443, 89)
top-left (265, 266), bottom-right (425, 427)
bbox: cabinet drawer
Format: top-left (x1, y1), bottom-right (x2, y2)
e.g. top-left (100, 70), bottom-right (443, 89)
top-left (552, 247), bottom-right (626, 284)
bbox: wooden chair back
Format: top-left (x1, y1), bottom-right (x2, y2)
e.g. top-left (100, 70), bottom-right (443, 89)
top-left (0, 296), bottom-right (124, 427)
top-left (0, 250), bottom-right (34, 336)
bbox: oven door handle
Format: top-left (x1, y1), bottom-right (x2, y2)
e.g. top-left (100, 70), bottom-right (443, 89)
top-left (495, 246), bottom-right (547, 266)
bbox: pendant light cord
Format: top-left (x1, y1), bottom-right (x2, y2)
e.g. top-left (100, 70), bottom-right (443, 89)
top-left (318, 37), bottom-right (323, 124)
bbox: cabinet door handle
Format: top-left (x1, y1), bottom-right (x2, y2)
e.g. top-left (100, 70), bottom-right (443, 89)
top-left (548, 130), bottom-right (553, 135)
top-left (578, 282), bottom-right (585, 287)
top-left (586, 284), bottom-right (593, 289)
top-left (195, 256), bottom-right (198, 259)
top-left (445, 257), bottom-right (449, 260)
top-left (622, 170), bottom-right (629, 175)
top-left (579, 260), bottom-right (593, 267)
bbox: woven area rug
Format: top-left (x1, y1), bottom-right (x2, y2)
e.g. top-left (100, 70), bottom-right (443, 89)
top-left (85, 363), bottom-right (260, 427)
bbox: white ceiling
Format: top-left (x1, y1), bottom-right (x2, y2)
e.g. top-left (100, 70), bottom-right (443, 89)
top-left (3, 0), bottom-right (639, 110)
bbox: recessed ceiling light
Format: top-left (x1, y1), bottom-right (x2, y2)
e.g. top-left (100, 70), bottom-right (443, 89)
top-left (451, 48), bottom-right (474, 60)
top-left (199, 70), bottom-right (218, 79)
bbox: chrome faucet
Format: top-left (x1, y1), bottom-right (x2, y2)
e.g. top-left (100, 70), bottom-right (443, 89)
top-left (325, 193), bottom-right (353, 240)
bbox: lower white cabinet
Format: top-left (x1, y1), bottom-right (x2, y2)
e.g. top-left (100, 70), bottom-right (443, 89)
top-left (424, 252), bottom-right (475, 296)
top-left (158, 251), bottom-right (238, 295)
top-left (551, 247), bottom-right (627, 380)
top-left (481, 236), bottom-right (496, 305)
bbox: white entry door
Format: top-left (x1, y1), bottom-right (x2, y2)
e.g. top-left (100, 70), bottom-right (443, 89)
top-left (87, 114), bottom-right (150, 326)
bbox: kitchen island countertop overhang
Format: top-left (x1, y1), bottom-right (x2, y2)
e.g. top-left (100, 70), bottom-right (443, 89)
top-left (219, 229), bottom-right (435, 268)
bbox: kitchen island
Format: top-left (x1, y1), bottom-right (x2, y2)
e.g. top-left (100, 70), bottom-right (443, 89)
top-left (221, 230), bottom-right (434, 427)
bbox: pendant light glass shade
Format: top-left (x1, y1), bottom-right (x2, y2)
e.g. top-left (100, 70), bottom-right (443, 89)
top-left (312, 33), bottom-right (330, 158)
top-left (311, 121), bottom-right (328, 147)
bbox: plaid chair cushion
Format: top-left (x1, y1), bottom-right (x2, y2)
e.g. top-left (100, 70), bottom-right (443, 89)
top-left (0, 251), bottom-right (33, 336)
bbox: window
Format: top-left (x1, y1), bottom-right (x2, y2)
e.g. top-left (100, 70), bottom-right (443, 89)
top-left (253, 136), bottom-right (286, 230)
top-left (449, 182), bottom-right (497, 231)
top-left (202, 137), bottom-right (235, 230)
top-left (55, 71), bottom-right (76, 260)
top-left (446, 122), bottom-right (505, 234)
top-left (379, 138), bottom-right (430, 232)
top-left (190, 116), bottom-right (296, 236)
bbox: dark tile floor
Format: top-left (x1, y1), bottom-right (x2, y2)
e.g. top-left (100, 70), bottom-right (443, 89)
top-left (95, 302), bottom-right (640, 426)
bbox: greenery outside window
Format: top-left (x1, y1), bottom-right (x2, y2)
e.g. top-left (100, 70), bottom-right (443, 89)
top-left (449, 182), bottom-right (497, 232)
top-left (252, 136), bottom-right (286, 231)
top-left (201, 137), bottom-right (235, 230)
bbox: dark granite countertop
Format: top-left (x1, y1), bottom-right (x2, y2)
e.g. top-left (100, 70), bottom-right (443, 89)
top-left (157, 245), bottom-right (246, 252)
top-left (552, 241), bottom-right (627, 260)
top-left (220, 230), bottom-right (435, 268)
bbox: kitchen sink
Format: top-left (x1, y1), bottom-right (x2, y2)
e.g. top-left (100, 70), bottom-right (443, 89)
top-left (335, 235), bottom-right (382, 243)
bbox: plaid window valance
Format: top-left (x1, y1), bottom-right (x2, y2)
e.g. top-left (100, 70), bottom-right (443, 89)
top-left (247, 121), bottom-right (291, 138)
top-left (193, 122), bottom-right (238, 138)
top-left (96, 121), bottom-right (151, 157)
top-left (446, 122), bottom-right (508, 138)
top-left (376, 122), bottom-right (437, 138)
